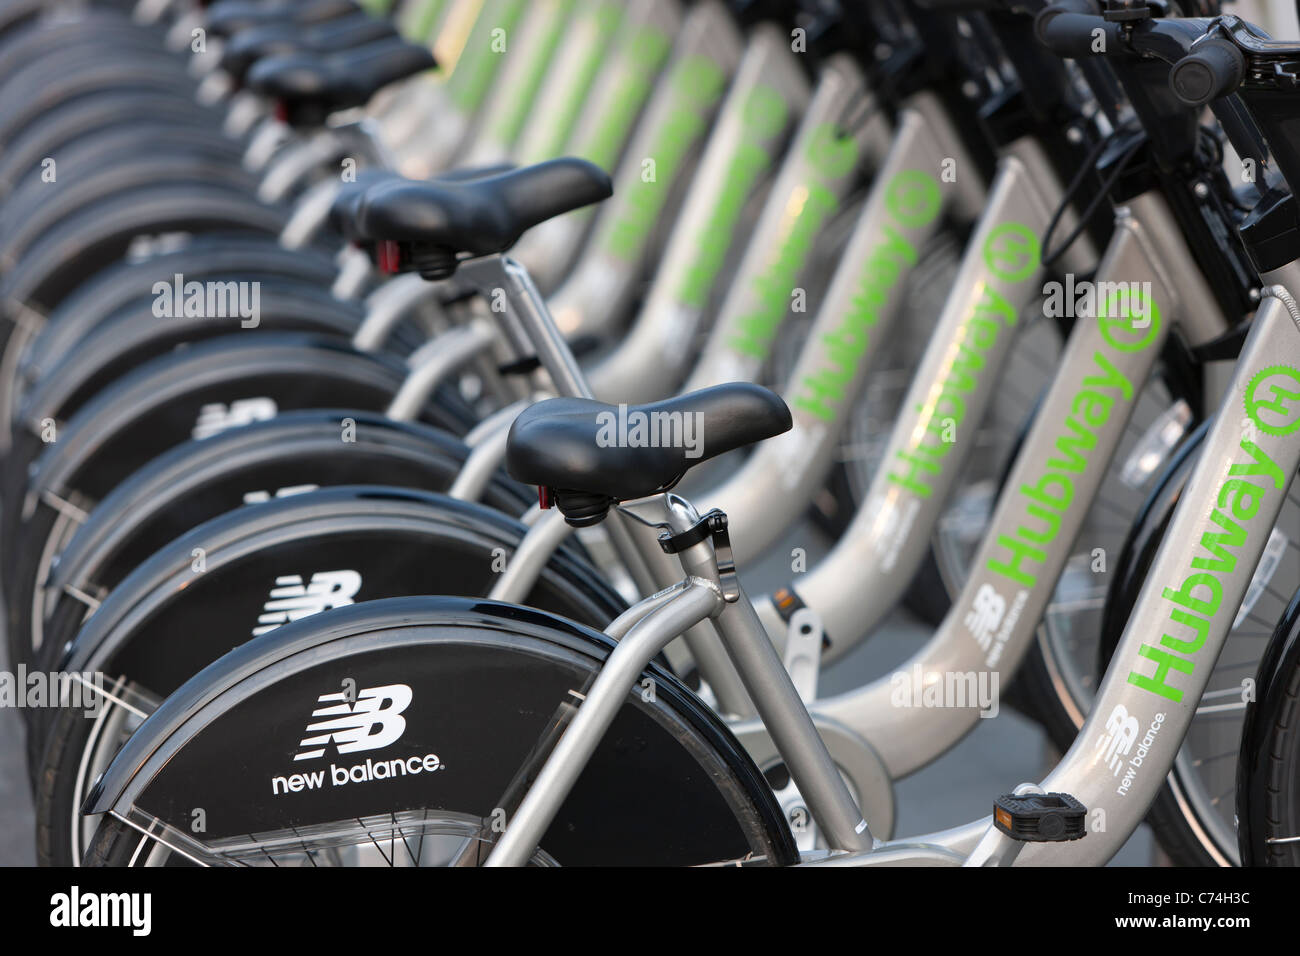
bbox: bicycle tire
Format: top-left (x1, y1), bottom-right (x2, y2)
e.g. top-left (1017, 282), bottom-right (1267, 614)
top-left (1238, 586), bottom-right (1300, 865)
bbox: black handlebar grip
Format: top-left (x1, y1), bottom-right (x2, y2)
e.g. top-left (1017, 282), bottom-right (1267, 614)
top-left (1169, 38), bottom-right (1246, 105)
top-left (1034, 9), bottom-right (1112, 59)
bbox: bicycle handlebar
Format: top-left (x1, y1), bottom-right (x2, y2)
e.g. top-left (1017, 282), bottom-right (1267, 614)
top-left (1035, 10), bottom-right (1119, 58)
top-left (1169, 37), bottom-right (1245, 105)
top-left (1033, 5), bottom-right (1280, 105)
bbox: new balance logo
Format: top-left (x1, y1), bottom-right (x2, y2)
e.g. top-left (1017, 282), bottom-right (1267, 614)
top-left (252, 570), bottom-right (362, 636)
top-left (242, 483), bottom-right (318, 505)
top-left (193, 397), bottom-right (278, 440)
top-left (964, 584), bottom-right (1006, 652)
top-left (1095, 704), bottom-right (1140, 776)
top-left (294, 684), bottom-right (412, 761)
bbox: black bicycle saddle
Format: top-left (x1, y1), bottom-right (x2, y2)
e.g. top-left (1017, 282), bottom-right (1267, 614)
top-left (351, 158), bottom-right (612, 277)
top-left (206, 0), bottom-right (362, 38)
top-left (247, 36), bottom-right (434, 126)
top-left (328, 164), bottom-right (517, 241)
top-left (506, 384), bottom-right (793, 526)
top-left (220, 13), bottom-right (400, 86)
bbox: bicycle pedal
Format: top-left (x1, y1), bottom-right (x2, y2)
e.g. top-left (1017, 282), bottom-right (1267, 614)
top-left (992, 792), bottom-right (1086, 842)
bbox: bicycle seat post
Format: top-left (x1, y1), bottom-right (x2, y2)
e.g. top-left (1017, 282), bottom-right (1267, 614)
top-left (457, 254), bottom-right (591, 400)
top-left (455, 252), bottom-right (690, 604)
top-left (617, 491), bottom-right (876, 856)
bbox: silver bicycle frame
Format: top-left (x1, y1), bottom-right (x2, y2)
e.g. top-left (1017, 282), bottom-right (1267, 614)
top-left (697, 92), bottom-right (987, 564)
top-left (481, 192), bottom-right (1295, 867)
top-left (459, 0), bottom-right (583, 165)
top-left (886, 286), bottom-right (1300, 866)
top-left (390, 0), bottom-right (528, 177)
top-left (540, 1), bottom-right (743, 335)
top-left (473, 73), bottom-right (969, 620)
top-left (423, 99), bottom-right (1035, 699)
top-left (751, 134), bottom-right (1093, 648)
top-left (799, 191), bottom-right (1228, 780)
top-left (347, 6), bottom-right (731, 372)
top-left (682, 56), bottom-right (895, 391)
top-left (507, 0), bottom-right (682, 288)
top-left (256, 120), bottom-right (393, 205)
top-left (453, 253), bottom-right (664, 598)
top-left (507, 0), bottom-right (626, 168)
top-left (583, 24), bottom-right (812, 405)
top-left (440, 81), bottom-right (942, 702)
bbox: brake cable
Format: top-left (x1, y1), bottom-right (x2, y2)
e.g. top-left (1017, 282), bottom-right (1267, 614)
top-left (1261, 284), bottom-right (1300, 337)
top-left (1040, 124), bottom-right (1147, 268)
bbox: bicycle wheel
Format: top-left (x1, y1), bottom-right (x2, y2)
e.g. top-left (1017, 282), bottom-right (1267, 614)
top-left (1102, 427), bottom-right (1300, 865)
top-left (9, 236), bottom-right (337, 393)
top-left (925, 309), bottom-right (1065, 594)
top-left (75, 596), bottom-right (798, 867)
top-left (0, 96), bottom-right (227, 193)
top-left (35, 487), bottom-right (630, 866)
top-left (12, 410), bottom-right (530, 682)
top-left (1239, 585), bottom-right (1300, 865)
top-left (1, 333), bottom-right (476, 620)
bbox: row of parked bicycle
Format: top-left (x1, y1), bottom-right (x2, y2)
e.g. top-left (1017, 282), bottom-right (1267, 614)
top-left (0, 0), bottom-right (1297, 866)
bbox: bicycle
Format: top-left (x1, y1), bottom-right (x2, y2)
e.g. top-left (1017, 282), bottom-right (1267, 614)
top-left (59, 5), bottom-right (1299, 866)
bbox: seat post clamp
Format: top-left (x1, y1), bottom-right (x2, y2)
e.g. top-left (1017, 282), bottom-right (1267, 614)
top-left (657, 510), bottom-right (740, 603)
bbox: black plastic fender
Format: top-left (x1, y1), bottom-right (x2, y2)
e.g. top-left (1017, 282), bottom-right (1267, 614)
top-left (0, 15), bottom-right (169, 90)
top-left (29, 487), bottom-right (629, 846)
top-left (9, 411), bottom-right (530, 685)
top-left (0, 57), bottom-right (197, 148)
top-left (46, 411), bottom-right (530, 608)
top-left (16, 236), bottom-right (337, 390)
top-left (1, 333), bottom-right (476, 586)
top-left (55, 486), bottom-right (624, 684)
top-left (0, 1), bottom-right (134, 40)
top-left (20, 332), bottom-right (473, 494)
top-left (0, 96), bottom-right (229, 193)
top-left (18, 283), bottom-right (390, 427)
top-left (0, 153), bottom-right (260, 265)
top-left (0, 184), bottom-right (289, 317)
top-left (81, 595), bottom-right (799, 867)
